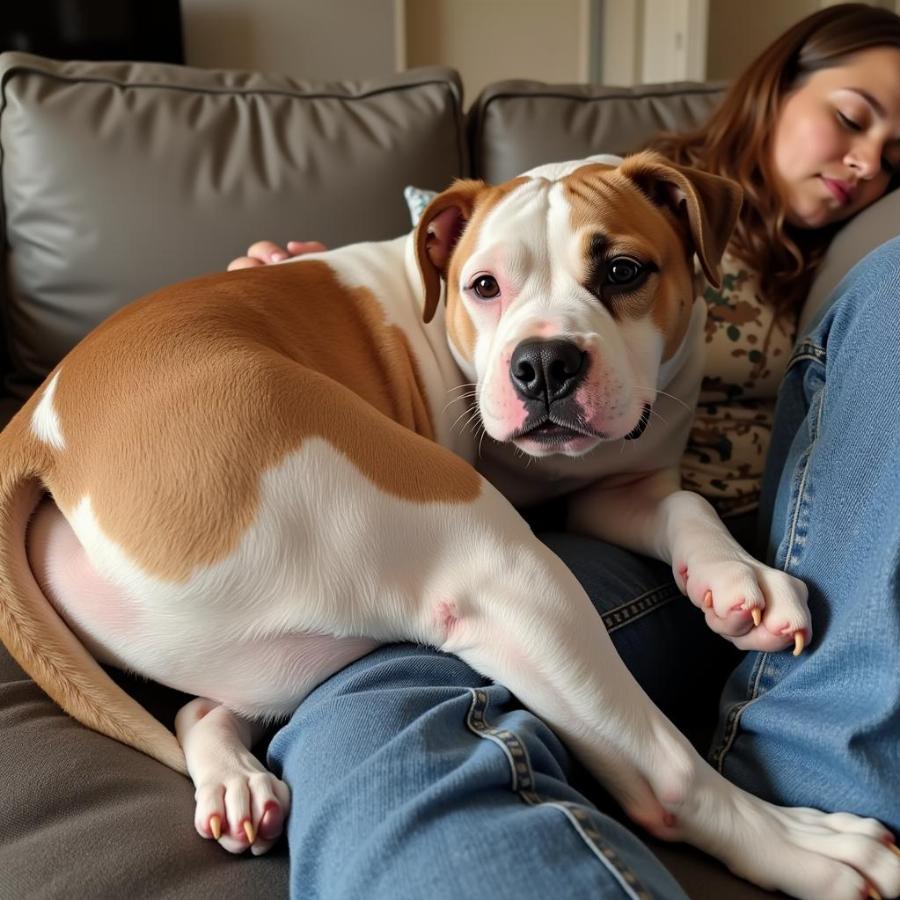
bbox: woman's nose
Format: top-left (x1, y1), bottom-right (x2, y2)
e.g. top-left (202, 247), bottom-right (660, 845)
top-left (845, 137), bottom-right (883, 179)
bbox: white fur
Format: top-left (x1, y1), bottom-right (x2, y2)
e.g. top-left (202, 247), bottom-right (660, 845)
top-left (524, 153), bottom-right (624, 181)
top-left (31, 370), bottom-right (66, 450)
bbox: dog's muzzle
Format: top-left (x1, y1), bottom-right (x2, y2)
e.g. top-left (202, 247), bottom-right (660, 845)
top-left (507, 338), bottom-right (652, 447)
top-left (507, 339), bottom-right (593, 446)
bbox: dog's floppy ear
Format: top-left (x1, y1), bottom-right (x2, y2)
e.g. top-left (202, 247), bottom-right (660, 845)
top-left (415, 179), bottom-right (485, 324)
top-left (619, 151), bottom-right (742, 289)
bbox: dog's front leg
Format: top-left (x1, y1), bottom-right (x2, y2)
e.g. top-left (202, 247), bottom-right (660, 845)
top-left (174, 699), bottom-right (289, 855)
top-left (436, 491), bottom-right (899, 899)
top-left (566, 468), bottom-right (810, 653)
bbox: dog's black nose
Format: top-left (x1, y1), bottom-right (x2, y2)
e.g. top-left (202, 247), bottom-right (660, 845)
top-left (510, 339), bottom-right (586, 402)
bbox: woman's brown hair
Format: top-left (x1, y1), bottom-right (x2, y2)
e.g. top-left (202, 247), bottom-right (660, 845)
top-left (645, 3), bottom-right (900, 315)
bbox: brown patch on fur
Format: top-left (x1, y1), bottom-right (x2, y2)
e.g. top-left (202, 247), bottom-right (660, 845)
top-left (618, 152), bottom-right (741, 291)
top-left (563, 155), bottom-right (739, 360)
top-left (563, 164), bottom-right (695, 360)
top-left (43, 261), bottom-right (481, 582)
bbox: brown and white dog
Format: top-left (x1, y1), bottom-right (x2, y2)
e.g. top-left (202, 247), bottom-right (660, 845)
top-left (1, 152), bottom-right (898, 898)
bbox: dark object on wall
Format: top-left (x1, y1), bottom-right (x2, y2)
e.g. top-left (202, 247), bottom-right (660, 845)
top-left (1, 1), bottom-right (184, 63)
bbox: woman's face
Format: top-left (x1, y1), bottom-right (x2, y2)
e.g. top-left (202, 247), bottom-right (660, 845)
top-left (771, 46), bottom-right (900, 229)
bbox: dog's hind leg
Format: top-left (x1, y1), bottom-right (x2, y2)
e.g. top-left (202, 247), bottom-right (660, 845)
top-left (28, 498), bottom-right (290, 855)
top-left (175, 699), bottom-right (289, 856)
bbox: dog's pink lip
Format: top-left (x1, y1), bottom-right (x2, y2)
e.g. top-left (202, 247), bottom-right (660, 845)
top-left (515, 429), bottom-right (599, 456)
top-left (820, 176), bottom-right (855, 205)
top-left (510, 419), bottom-right (602, 444)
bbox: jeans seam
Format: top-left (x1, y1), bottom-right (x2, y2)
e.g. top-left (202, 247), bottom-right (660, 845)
top-left (783, 383), bottom-right (824, 570)
top-left (709, 651), bottom-right (768, 772)
top-left (784, 442), bottom-right (813, 567)
top-left (465, 689), bottom-right (653, 900)
top-left (602, 584), bottom-right (682, 634)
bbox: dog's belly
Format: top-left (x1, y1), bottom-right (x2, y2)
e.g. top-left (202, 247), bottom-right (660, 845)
top-left (26, 497), bottom-right (378, 718)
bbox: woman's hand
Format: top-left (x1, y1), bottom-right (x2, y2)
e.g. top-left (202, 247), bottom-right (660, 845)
top-left (227, 240), bottom-right (327, 271)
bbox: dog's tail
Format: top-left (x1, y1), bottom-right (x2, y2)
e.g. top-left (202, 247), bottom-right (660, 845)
top-left (0, 407), bottom-right (187, 774)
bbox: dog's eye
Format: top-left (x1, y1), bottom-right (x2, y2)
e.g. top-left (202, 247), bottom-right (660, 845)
top-left (472, 275), bottom-right (500, 299)
top-left (606, 257), bottom-right (644, 286)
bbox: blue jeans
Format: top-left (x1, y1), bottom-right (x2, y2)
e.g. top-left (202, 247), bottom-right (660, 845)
top-left (268, 237), bottom-right (900, 898)
top-left (710, 235), bottom-right (900, 831)
top-left (268, 542), bottom-right (702, 899)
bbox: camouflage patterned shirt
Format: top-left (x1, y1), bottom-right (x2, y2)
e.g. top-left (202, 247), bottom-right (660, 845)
top-left (681, 252), bottom-right (798, 517)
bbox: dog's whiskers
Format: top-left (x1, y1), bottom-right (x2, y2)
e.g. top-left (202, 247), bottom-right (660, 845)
top-left (648, 407), bottom-right (669, 427)
top-left (459, 403), bottom-right (486, 442)
top-left (635, 385), bottom-right (692, 413)
top-left (450, 405), bottom-right (478, 435)
top-left (511, 446), bottom-right (535, 468)
top-left (458, 400), bottom-right (486, 456)
top-left (464, 412), bottom-right (483, 438)
top-left (447, 382), bottom-right (477, 394)
top-left (476, 423), bottom-right (489, 459)
top-left (442, 392), bottom-right (478, 416)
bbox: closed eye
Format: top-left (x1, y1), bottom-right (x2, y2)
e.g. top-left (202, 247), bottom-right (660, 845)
top-left (837, 111), bottom-right (862, 132)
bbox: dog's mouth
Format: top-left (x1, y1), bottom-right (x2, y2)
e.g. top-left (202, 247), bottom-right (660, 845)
top-left (511, 416), bottom-right (603, 447)
top-left (510, 402), bottom-right (652, 448)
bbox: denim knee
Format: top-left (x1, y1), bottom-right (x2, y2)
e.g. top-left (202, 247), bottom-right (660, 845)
top-left (269, 644), bottom-right (687, 899)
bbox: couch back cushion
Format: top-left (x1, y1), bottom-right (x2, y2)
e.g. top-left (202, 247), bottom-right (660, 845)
top-left (469, 79), bottom-right (725, 184)
top-left (0, 53), bottom-right (465, 413)
top-left (800, 187), bottom-right (900, 333)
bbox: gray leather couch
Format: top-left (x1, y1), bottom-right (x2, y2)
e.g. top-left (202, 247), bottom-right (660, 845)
top-left (1, 52), bottom-right (897, 899)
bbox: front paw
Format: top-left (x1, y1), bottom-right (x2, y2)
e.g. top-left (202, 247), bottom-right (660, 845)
top-left (675, 552), bottom-right (810, 653)
top-left (194, 757), bottom-right (290, 856)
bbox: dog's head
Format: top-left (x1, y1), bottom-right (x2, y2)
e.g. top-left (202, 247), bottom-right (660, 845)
top-left (415, 151), bottom-right (742, 458)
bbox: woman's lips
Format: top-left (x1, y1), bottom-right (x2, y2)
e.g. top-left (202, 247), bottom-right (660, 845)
top-left (821, 176), bottom-right (853, 205)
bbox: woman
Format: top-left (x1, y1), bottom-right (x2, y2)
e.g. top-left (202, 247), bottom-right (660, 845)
top-left (224, 5), bottom-right (900, 897)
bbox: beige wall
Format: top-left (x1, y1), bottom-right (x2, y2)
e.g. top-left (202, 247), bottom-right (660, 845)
top-left (181, 0), bottom-right (396, 80)
top-left (601, 0), bottom-right (642, 85)
top-left (705, 0), bottom-right (819, 82)
top-left (181, 0), bottom-right (598, 102)
top-left (179, 0), bottom-right (900, 89)
top-left (404, 0), bottom-right (593, 103)
top-left (706, 0), bottom-right (899, 81)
